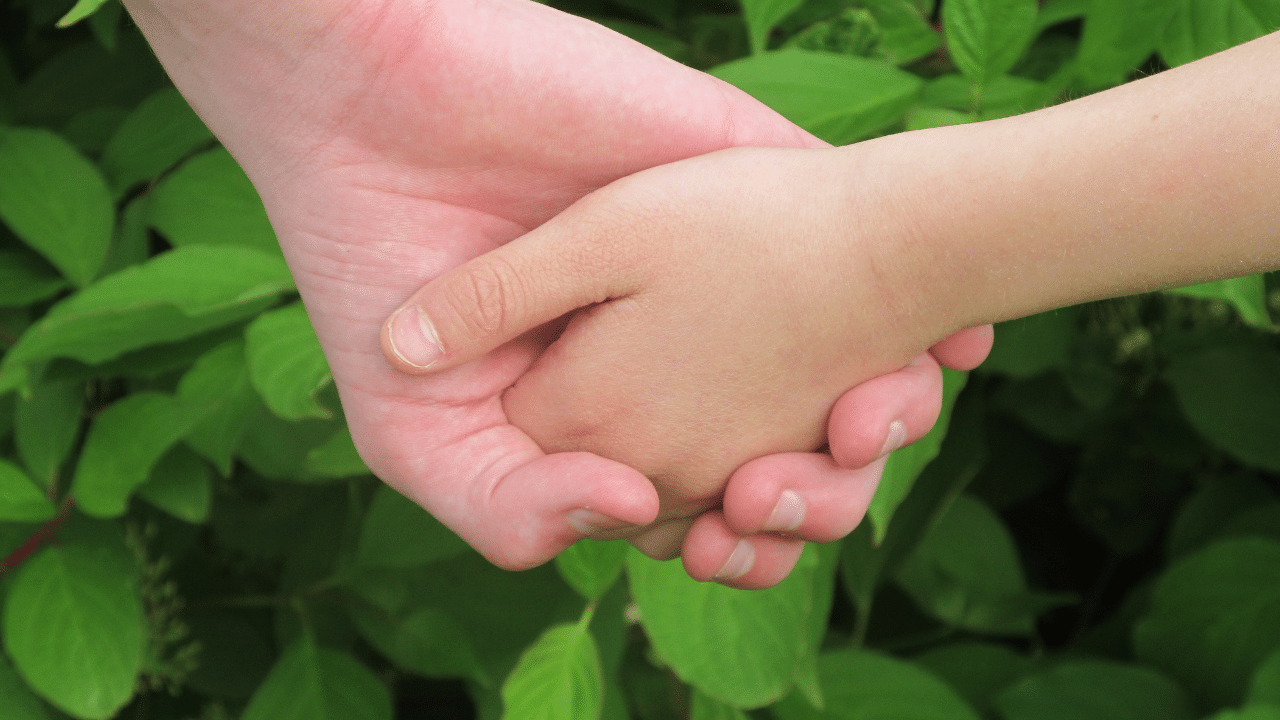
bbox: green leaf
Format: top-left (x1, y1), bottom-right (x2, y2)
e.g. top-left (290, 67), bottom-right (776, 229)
top-left (711, 50), bottom-right (922, 145)
top-left (920, 73), bottom-right (1048, 117)
top-left (981, 308), bottom-right (1079, 377)
top-left (245, 302), bottom-right (333, 420)
top-left (556, 539), bottom-right (627, 601)
top-left (1248, 647), bottom-right (1280, 707)
top-left (783, 8), bottom-right (883, 57)
top-left (0, 459), bottom-right (56, 522)
top-left (627, 544), bottom-right (820, 707)
top-left (136, 445), bottom-right (213, 523)
top-left (0, 388), bottom-right (12, 437)
top-left (594, 21), bottom-right (692, 63)
top-left (343, 555), bottom-right (579, 683)
top-left (61, 107), bottom-right (128, 157)
top-left (993, 372), bottom-right (1095, 442)
top-left (1069, 451), bottom-right (1186, 555)
top-left (357, 484), bottom-right (469, 568)
top-left (0, 652), bottom-right (51, 720)
top-left (148, 147), bottom-right (280, 255)
top-left (914, 642), bottom-right (1035, 717)
top-left (1160, 0), bottom-right (1280, 68)
top-left (943, 0), bottom-right (1038, 85)
top-left (15, 37), bottom-right (167, 125)
top-left (0, 307), bottom-right (30, 354)
top-left (241, 635), bottom-right (392, 720)
top-left (783, 7), bottom-right (885, 57)
top-left (1221, 503), bottom-right (1280, 545)
top-left (86, 1), bottom-right (121, 50)
top-left (0, 49), bottom-right (16, 124)
top-left (350, 604), bottom-right (488, 683)
top-left (0, 246), bottom-right (294, 393)
top-left (0, 127), bottom-right (112, 287)
top-left (3, 544), bottom-right (142, 720)
top-left (1167, 345), bottom-right (1280, 472)
top-left (184, 610), bottom-right (275, 700)
top-left (907, 108), bottom-right (972, 130)
top-left (842, 389), bottom-right (987, 639)
top-left (868, 368), bottom-right (967, 538)
top-left (896, 494), bottom-right (1051, 635)
top-left (772, 650), bottom-right (981, 720)
top-left (1243, 0), bottom-right (1280, 28)
top-left (1036, 0), bottom-right (1088, 31)
top-left (994, 660), bottom-right (1194, 720)
top-left (55, 0), bottom-right (113, 28)
top-left (306, 425), bottom-right (371, 478)
top-left (1164, 275), bottom-right (1272, 329)
top-left (795, 540), bottom-right (842, 711)
top-left (1076, 0), bottom-right (1182, 87)
top-left (691, 688), bottom-right (749, 720)
top-left (14, 379), bottom-right (82, 489)
top-left (234, 409), bottom-right (344, 481)
top-left (1168, 474), bottom-right (1280, 560)
top-left (98, 194), bottom-right (151, 278)
top-left (1134, 537), bottom-right (1280, 708)
top-left (1204, 708), bottom-right (1280, 720)
top-left (741, 0), bottom-right (805, 54)
top-left (100, 87), bottom-right (213, 197)
top-left (501, 621), bottom-right (602, 720)
top-left (0, 248), bottom-right (67, 307)
top-left (71, 391), bottom-right (204, 517)
top-left (177, 339), bottom-right (260, 475)
top-left (607, 0), bottom-right (676, 28)
top-left (861, 0), bottom-right (941, 65)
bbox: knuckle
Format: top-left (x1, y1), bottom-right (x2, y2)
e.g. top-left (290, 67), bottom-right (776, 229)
top-left (572, 185), bottom-right (671, 288)
top-left (445, 256), bottom-right (523, 341)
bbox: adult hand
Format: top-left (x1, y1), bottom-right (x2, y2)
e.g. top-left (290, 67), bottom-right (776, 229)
top-left (125, 0), bottom-right (989, 584)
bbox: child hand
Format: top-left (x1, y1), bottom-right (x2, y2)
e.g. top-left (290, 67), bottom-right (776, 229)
top-left (382, 142), bottom-right (988, 577)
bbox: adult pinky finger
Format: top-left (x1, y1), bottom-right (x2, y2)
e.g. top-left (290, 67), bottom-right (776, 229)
top-left (720, 452), bottom-right (886, 543)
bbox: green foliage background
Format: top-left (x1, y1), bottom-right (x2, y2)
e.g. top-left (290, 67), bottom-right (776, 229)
top-left (0, 0), bottom-right (1279, 717)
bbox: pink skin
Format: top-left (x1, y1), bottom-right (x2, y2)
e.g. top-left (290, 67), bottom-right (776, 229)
top-left (125, 0), bottom-right (989, 584)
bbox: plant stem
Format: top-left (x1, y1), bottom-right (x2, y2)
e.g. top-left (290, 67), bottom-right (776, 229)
top-left (851, 591), bottom-right (873, 647)
top-left (0, 497), bottom-right (75, 575)
top-left (579, 598), bottom-right (599, 627)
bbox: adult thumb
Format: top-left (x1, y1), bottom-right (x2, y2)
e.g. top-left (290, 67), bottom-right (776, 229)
top-left (381, 220), bottom-right (637, 374)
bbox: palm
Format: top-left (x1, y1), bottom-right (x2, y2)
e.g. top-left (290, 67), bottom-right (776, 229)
top-left (198, 0), bottom-right (819, 565)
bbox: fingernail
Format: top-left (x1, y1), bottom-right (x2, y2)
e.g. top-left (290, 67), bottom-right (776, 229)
top-left (879, 419), bottom-right (907, 458)
top-left (566, 509), bottom-right (635, 536)
top-left (713, 540), bottom-right (755, 580)
top-left (387, 305), bottom-right (442, 369)
top-left (761, 489), bottom-right (805, 532)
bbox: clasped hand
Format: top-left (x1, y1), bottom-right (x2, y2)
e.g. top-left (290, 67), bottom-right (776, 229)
top-left (384, 143), bottom-right (992, 587)
top-left (127, 0), bottom-right (989, 590)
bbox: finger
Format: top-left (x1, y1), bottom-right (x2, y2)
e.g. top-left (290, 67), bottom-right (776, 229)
top-left (826, 353), bottom-right (944, 470)
top-left (682, 512), bottom-right (806, 589)
top-left (470, 452), bottom-right (660, 569)
top-left (627, 517), bottom-right (697, 561)
top-left (380, 204), bottom-right (642, 375)
top-left (929, 325), bottom-right (995, 371)
top-left (720, 452), bottom-right (885, 542)
top-left (380, 418), bottom-right (660, 570)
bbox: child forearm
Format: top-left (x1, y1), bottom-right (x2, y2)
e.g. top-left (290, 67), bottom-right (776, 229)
top-left (878, 31), bottom-right (1280, 339)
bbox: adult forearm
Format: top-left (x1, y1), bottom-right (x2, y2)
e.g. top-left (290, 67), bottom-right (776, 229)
top-left (120, 0), bottom-right (408, 178)
top-left (881, 31), bottom-right (1280, 338)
